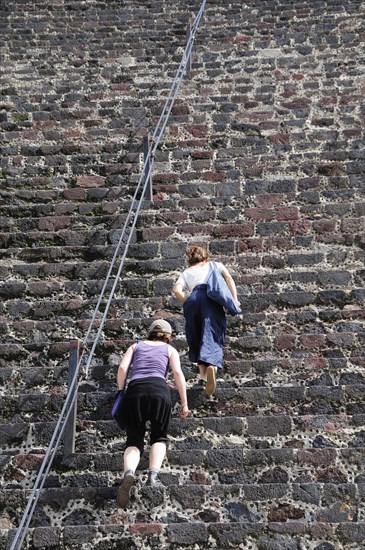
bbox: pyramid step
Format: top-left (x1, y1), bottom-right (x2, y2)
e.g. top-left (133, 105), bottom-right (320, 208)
top-left (0, 186), bottom-right (132, 203)
top-left (2, 520), bottom-right (365, 550)
top-left (1, 486), bottom-right (364, 547)
top-left (8, 260), bottom-right (113, 280)
top-left (0, 245), bottom-right (116, 262)
top-left (0, 342), bottom-right (364, 382)
top-left (2, 447), bottom-right (365, 489)
top-left (1, 413), bottom-right (364, 453)
top-left (1, 358), bottom-right (364, 394)
top-left (0, 214), bottom-right (125, 232)
top-left (1, 382), bottom-right (364, 421)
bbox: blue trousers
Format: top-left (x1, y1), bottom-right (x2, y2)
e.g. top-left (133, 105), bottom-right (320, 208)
top-left (183, 284), bottom-right (227, 369)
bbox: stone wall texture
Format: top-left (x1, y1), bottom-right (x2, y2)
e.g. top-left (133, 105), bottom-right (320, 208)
top-left (0, 0), bottom-right (364, 548)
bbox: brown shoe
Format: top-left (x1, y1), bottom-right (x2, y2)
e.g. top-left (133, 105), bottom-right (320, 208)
top-left (116, 470), bottom-right (135, 508)
top-left (205, 366), bottom-right (216, 396)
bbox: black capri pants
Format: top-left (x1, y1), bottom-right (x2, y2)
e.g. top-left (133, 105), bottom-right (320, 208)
top-left (122, 377), bottom-right (172, 454)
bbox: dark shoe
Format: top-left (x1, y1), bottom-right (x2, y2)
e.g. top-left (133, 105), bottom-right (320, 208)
top-left (146, 470), bottom-right (163, 487)
top-left (192, 378), bottom-right (206, 390)
top-left (116, 470), bottom-right (135, 508)
top-left (205, 366), bottom-right (216, 396)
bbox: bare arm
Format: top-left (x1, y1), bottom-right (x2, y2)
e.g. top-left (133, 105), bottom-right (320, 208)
top-left (117, 344), bottom-right (135, 390)
top-left (173, 282), bottom-right (187, 304)
top-left (169, 346), bottom-right (189, 417)
top-left (221, 267), bottom-right (240, 306)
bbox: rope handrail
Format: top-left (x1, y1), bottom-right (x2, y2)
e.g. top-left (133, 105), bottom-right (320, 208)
top-left (10, 2), bottom-right (206, 548)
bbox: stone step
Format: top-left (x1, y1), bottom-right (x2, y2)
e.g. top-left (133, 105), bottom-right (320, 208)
top-left (0, 228), bottom-right (119, 248)
top-left (1, 269), bottom-right (364, 298)
top-left (0, 362), bottom-right (365, 396)
top-left (1, 485), bottom-right (365, 547)
top-left (1, 412), bottom-right (364, 453)
top-left (2, 360), bottom-right (365, 407)
top-left (1, 0), bottom-right (364, 547)
top-left (0, 202), bottom-right (133, 221)
top-left (0, 337), bottom-right (363, 386)
top-left (0, 187), bottom-right (134, 204)
top-left (0, 189), bottom-right (230, 216)
top-left (3, 256), bottom-right (365, 295)
top-left (0, 320), bottom-right (365, 354)
top-left (0, 223), bottom-right (125, 244)
top-left (1, 381), bottom-right (364, 420)
top-left (0, 245), bottom-right (116, 262)
top-left (2, 204), bottom-right (361, 232)
top-left (1, 299), bottom-right (364, 341)
top-left (0, 235), bottom-right (363, 270)
top-left (2, 520), bottom-right (365, 550)
top-left (3, 260), bottom-right (113, 280)
top-left (2, 446), bottom-right (365, 488)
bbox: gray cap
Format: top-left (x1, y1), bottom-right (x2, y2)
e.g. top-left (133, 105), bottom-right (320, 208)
top-left (149, 319), bottom-right (172, 334)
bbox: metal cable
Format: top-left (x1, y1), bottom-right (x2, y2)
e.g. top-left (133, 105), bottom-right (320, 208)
top-left (10, 2), bottom-right (206, 547)
top-left (83, 0), bottom-right (206, 354)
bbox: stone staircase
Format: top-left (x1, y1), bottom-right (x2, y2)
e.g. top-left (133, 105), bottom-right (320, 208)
top-left (1, 372), bottom-right (365, 548)
top-left (1, 0), bottom-right (364, 548)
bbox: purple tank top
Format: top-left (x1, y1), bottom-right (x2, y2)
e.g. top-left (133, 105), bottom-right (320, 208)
top-left (130, 341), bottom-right (170, 381)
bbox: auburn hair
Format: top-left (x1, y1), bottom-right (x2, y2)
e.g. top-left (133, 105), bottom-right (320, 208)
top-left (186, 244), bottom-right (209, 266)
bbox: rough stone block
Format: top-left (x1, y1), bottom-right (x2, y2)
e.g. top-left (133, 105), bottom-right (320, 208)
top-left (244, 483), bottom-right (289, 501)
top-left (206, 449), bottom-right (244, 469)
top-left (292, 483), bottom-right (321, 505)
top-left (63, 525), bottom-right (97, 545)
top-left (337, 522), bottom-right (365, 544)
top-left (32, 527), bottom-right (61, 548)
top-left (167, 522), bottom-right (208, 544)
top-left (246, 416), bottom-right (292, 437)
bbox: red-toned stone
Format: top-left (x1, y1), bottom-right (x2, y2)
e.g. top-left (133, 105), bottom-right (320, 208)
top-left (245, 207), bottom-right (274, 221)
top-left (313, 219), bottom-right (337, 233)
top-left (76, 175), bottom-right (106, 188)
top-left (186, 125), bottom-right (209, 138)
top-left (130, 524), bottom-right (164, 536)
top-left (268, 504), bottom-right (305, 522)
top-left (275, 206), bottom-right (299, 221)
top-left (297, 449), bottom-right (336, 466)
top-left (275, 335), bottom-right (297, 350)
top-left (299, 334), bottom-right (326, 349)
top-left (268, 133), bottom-right (290, 144)
top-left (288, 220), bottom-right (311, 234)
top-left (315, 467), bottom-right (348, 484)
top-left (38, 216), bottom-right (71, 231)
top-left (214, 223), bottom-right (254, 237)
top-left (239, 238), bottom-right (263, 252)
top-left (202, 170), bottom-right (226, 182)
top-left (15, 454), bottom-right (44, 470)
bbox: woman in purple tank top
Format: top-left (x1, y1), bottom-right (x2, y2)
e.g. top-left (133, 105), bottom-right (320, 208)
top-left (115, 319), bottom-right (189, 508)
